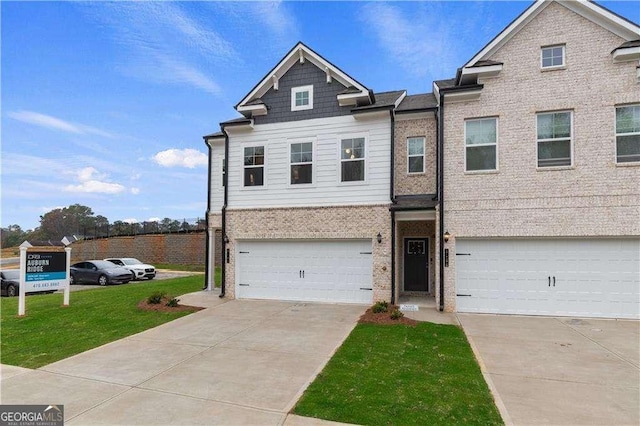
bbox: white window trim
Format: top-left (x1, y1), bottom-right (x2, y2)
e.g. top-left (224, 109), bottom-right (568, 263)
top-left (407, 137), bottom-right (426, 175)
top-left (288, 139), bottom-right (316, 187)
top-left (337, 134), bottom-right (368, 185)
top-left (541, 44), bottom-right (566, 69)
top-left (535, 110), bottom-right (574, 170)
top-left (615, 104), bottom-right (640, 165)
top-left (221, 157), bottom-right (225, 188)
top-left (291, 85), bottom-right (314, 111)
top-left (464, 117), bottom-right (499, 173)
top-left (241, 143), bottom-right (267, 190)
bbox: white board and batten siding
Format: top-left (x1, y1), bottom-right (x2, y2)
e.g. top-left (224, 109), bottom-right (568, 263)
top-left (455, 239), bottom-right (640, 319)
top-left (225, 114), bottom-right (391, 209)
top-left (236, 240), bottom-right (374, 304)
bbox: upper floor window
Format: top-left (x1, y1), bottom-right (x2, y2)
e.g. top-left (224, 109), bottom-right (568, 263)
top-left (407, 137), bottom-right (425, 174)
top-left (537, 111), bottom-right (572, 168)
top-left (221, 158), bottom-right (226, 187)
top-left (290, 142), bottom-right (313, 184)
top-left (291, 85), bottom-right (313, 111)
top-left (243, 146), bottom-right (264, 187)
top-left (341, 137), bottom-right (365, 182)
top-left (616, 105), bottom-right (640, 163)
top-left (465, 118), bottom-right (497, 171)
top-left (541, 45), bottom-right (565, 68)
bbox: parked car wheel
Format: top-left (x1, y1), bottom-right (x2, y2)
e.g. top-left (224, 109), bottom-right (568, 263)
top-left (98, 275), bottom-right (108, 286)
top-left (6, 284), bottom-right (16, 297)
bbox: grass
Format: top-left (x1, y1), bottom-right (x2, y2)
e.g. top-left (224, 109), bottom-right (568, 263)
top-left (0, 275), bottom-right (204, 369)
top-left (154, 263), bottom-right (205, 272)
top-left (294, 322), bottom-right (503, 425)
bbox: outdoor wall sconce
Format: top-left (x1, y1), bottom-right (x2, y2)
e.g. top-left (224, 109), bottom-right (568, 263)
top-left (443, 231), bottom-right (451, 243)
top-left (376, 233), bottom-right (382, 244)
top-left (224, 235), bottom-right (230, 244)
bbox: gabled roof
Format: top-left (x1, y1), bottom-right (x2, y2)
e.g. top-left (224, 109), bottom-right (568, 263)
top-left (463, 0), bottom-right (640, 69)
top-left (236, 42), bottom-right (373, 113)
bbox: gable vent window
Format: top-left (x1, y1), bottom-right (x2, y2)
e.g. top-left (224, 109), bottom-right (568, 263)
top-left (291, 85), bottom-right (313, 111)
top-left (541, 45), bottom-right (565, 68)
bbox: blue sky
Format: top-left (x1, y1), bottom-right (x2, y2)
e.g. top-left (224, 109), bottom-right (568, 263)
top-left (2, 1), bottom-right (638, 231)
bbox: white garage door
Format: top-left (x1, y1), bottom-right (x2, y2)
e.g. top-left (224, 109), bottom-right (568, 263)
top-left (236, 240), bottom-right (373, 304)
top-left (456, 239), bottom-right (640, 319)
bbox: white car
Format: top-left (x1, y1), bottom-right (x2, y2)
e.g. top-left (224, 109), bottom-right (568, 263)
top-left (104, 258), bottom-right (156, 281)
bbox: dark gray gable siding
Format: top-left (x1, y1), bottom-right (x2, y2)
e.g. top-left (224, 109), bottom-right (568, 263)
top-left (254, 61), bottom-right (352, 125)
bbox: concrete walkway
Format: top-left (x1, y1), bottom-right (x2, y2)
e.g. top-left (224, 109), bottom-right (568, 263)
top-left (459, 314), bottom-right (640, 426)
top-left (1, 293), bottom-right (364, 425)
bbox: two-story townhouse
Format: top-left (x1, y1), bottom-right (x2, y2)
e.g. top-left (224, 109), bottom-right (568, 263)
top-left (435, 0), bottom-right (640, 319)
top-left (204, 43), bottom-right (408, 305)
top-left (204, 0), bottom-right (640, 320)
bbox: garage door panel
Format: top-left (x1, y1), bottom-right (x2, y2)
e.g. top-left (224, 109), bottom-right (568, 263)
top-left (237, 240), bottom-right (373, 304)
top-left (456, 239), bottom-right (640, 319)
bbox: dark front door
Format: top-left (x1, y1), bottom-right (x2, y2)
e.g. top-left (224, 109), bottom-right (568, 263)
top-left (404, 238), bottom-right (428, 292)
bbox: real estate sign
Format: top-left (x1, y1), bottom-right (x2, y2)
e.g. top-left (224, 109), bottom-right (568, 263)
top-left (25, 251), bottom-right (67, 292)
top-left (18, 244), bottom-right (71, 316)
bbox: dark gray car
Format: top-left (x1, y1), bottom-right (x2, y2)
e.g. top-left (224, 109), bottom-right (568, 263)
top-left (70, 260), bottom-right (132, 286)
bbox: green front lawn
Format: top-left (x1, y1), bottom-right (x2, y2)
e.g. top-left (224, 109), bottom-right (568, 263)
top-left (1, 276), bottom-right (204, 369)
top-left (294, 322), bottom-right (503, 425)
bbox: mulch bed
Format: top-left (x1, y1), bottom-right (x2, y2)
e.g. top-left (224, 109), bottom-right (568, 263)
top-left (359, 305), bottom-right (418, 326)
top-left (137, 297), bottom-right (204, 313)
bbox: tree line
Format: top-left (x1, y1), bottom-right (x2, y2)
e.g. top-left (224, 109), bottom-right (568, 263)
top-left (1, 204), bottom-right (205, 248)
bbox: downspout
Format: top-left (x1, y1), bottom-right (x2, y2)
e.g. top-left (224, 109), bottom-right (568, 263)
top-left (203, 137), bottom-right (213, 290)
top-left (438, 92), bottom-right (445, 312)
top-left (219, 128), bottom-right (230, 298)
top-left (389, 109), bottom-right (396, 305)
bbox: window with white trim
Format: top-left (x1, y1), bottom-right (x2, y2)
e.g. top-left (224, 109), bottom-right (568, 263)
top-left (291, 85), bottom-right (313, 111)
top-left (541, 45), bottom-right (565, 68)
top-left (537, 111), bottom-right (572, 167)
top-left (407, 137), bottom-right (425, 174)
top-left (243, 146), bottom-right (264, 186)
top-left (290, 142), bottom-right (313, 184)
top-left (615, 105), bottom-right (640, 163)
top-left (465, 118), bottom-right (497, 171)
top-left (221, 158), bottom-right (225, 187)
top-left (340, 137), bottom-right (365, 182)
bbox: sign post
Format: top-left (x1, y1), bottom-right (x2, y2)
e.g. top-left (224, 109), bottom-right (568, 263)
top-left (18, 244), bottom-right (71, 317)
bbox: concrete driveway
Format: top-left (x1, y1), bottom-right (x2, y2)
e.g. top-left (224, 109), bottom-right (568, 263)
top-left (458, 314), bottom-right (640, 426)
top-left (1, 295), bottom-right (365, 425)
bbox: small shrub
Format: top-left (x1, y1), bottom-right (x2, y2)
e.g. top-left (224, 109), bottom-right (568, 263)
top-left (166, 297), bottom-right (179, 307)
top-left (147, 291), bottom-right (166, 304)
top-left (390, 309), bottom-right (404, 320)
top-left (372, 301), bottom-right (389, 313)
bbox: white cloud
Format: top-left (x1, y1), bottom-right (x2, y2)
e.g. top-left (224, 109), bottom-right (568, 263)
top-left (148, 217), bottom-right (161, 222)
top-left (65, 180), bottom-right (126, 194)
top-left (123, 218), bottom-right (138, 224)
top-left (7, 110), bottom-right (114, 138)
top-left (152, 148), bottom-right (207, 169)
top-left (64, 167), bottom-right (126, 194)
top-left (130, 187), bottom-right (140, 195)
